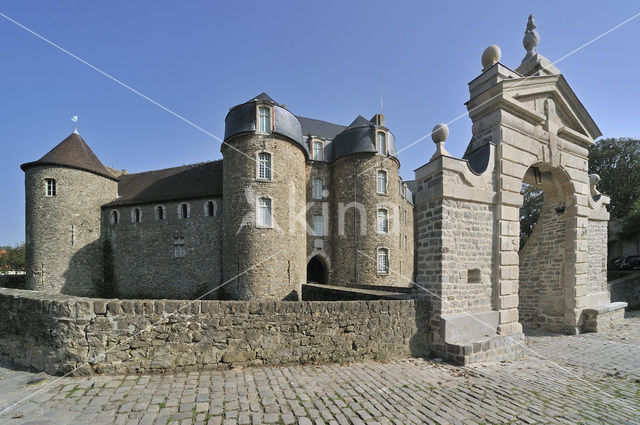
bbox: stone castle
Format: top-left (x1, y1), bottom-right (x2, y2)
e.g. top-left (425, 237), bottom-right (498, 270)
top-left (21, 93), bottom-right (415, 300)
top-left (17, 15), bottom-right (626, 366)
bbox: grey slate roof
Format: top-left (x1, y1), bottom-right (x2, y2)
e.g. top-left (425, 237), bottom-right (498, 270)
top-left (104, 160), bottom-right (223, 207)
top-left (295, 116), bottom-right (346, 140)
top-left (21, 132), bottom-right (117, 180)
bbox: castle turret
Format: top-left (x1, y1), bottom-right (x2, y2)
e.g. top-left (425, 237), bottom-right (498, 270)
top-left (21, 132), bottom-right (118, 295)
top-left (222, 93), bottom-right (307, 300)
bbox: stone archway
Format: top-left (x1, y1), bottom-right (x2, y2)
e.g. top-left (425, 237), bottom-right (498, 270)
top-left (518, 163), bottom-right (576, 332)
top-left (307, 256), bottom-right (328, 284)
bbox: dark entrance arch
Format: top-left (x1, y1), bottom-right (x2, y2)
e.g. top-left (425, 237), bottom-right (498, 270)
top-left (307, 256), bottom-right (327, 284)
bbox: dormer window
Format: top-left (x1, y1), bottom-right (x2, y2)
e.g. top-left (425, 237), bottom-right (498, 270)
top-left (313, 140), bottom-right (324, 161)
top-left (376, 131), bottom-right (387, 155)
top-left (258, 106), bottom-right (271, 133)
top-left (45, 179), bottom-right (56, 197)
top-left (257, 152), bottom-right (272, 180)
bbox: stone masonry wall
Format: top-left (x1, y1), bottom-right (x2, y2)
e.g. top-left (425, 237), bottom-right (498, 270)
top-left (25, 166), bottom-right (118, 296)
top-left (439, 199), bottom-right (495, 315)
top-left (0, 288), bottom-right (430, 376)
top-left (329, 154), bottom-right (412, 287)
top-left (519, 197), bottom-right (567, 332)
top-left (103, 197), bottom-right (223, 299)
top-left (587, 219), bottom-right (608, 294)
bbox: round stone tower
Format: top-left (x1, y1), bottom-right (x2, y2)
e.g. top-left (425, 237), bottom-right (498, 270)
top-left (222, 93), bottom-right (307, 300)
top-left (329, 115), bottom-right (404, 286)
top-left (21, 132), bottom-right (118, 296)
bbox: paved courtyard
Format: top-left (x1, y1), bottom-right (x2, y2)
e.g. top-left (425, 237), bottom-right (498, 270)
top-left (1, 312), bottom-right (639, 425)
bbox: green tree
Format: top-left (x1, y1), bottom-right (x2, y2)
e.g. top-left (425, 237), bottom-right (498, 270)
top-left (622, 197), bottom-right (640, 239)
top-left (0, 243), bottom-right (25, 272)
top-left (519, 184), bottom-right (544, 250)
top-left (588, 138), bottom-right (640, 219)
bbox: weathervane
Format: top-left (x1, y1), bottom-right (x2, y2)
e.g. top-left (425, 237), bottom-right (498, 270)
top-left (71, 115), bottom-right (79, 133)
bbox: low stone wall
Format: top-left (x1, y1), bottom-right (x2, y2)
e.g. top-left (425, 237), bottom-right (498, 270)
top-left (0, 288), bottom-right (430, 376)
top-left (609, 274), bottom-right (640, 309)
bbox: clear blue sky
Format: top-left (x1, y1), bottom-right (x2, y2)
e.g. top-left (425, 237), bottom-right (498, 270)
top-left (1, 2), bottom-right (639, 246)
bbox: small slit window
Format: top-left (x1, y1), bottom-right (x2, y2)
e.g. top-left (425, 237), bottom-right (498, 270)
top-left (258, 152), bottom-right (272, 180)
top-left (377, 209), bottom-right (388, 234)
top-left (376, 248), bottom-right (389, 274)
top-left (258, 106), bottom-right (271, 133)
top-left (156, 206), bottom-right (165, 220)
top-left (174, 237), bottom-right (186, 258)
top-left (257, 197), bottom-right (272, 227)
top-left (45, 179), bottom-right (56, 197)
top-left (110, 210), bottom-right (119, 224)
top-left (377, 170), bottom-right (387, 194)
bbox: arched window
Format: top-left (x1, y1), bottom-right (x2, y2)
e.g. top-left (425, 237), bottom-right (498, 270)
top-left (258, 106), bottom-right (271, 133)
top-left (206, 201), bottom-right (215, 217)
top-left (156, 206), bottom-right (165, 220)
top-left (258, 152), bottom-right (272, 180)
top-left (377, 209), bottom-right (388, 234)
top-left (313, 214), bottom-right (324, 236)
top-left (313, 140), bottom-right (324, 161)
top-left (45, 179), bottom-right (56, 197)
top-left (257, 197), bottom-right (272, 227)
top-left (110, 210), bottom-right (119, 225)
top-left (377, 170), bottom-right (387, 194)
top-left (376, 132), bottom-right (387, 155)
top-left (132, 208), bottom-right (141, 223)
top-left (312, 178), bottom-right (323, 200)
top-left (376, 248), bottom-right (389, 274)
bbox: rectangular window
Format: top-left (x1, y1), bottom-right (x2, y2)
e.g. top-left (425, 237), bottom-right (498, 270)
top-left (132, 208), bottom-right (141, 223)
top-left (257, 197), bottom-right (272, 227)
top-left (376, 132), bottom-right (387, 155)
top-left (111, 210), bottom-right (119, 224)
top-left (179, 203), bottom-right (189, 219)
top-left (312, 178), bottom-right (323, 200)
top-left (377, 170), bottom-right (387, 194)
top-left (156, 206), bottom-right (165, 220)
top-left (45, 179), bottom-right (56, 197)
top-left (377, 248), bottom-right (389, 274)
top-left (313, 214), bottom-right (324, 236)
top-left (313, 141), bottom-right (324, 161)
top-left (258, 152), bottom-right (272, 180)
top-left (174, 237), bottom-right (186, 258)
top-left (258, 107), bottom-right (271, 133)
top-left (377, 209), bottom-right (388, 233)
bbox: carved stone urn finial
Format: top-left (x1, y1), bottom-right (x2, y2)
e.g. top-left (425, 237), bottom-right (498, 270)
top-left (523, 14), bottom-right (540, 58)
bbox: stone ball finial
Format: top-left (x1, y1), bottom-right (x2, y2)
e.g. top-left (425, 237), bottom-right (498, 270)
top-left (431, 123), bottom-right (449, 144)
top-left (481, 45), bottom-right (501, 69)
top-left (430, 123), bottom-right (451, 161)
top-left (523, 14), bottom-right (540, 58)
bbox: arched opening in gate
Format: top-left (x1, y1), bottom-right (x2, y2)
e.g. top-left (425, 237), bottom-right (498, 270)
top-left (307, 256), bottom-right (328, 284)
top-left (518, 164), bottom-right (575, 333)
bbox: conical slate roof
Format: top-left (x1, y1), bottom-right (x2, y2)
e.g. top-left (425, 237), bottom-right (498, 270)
top-left (21, 132), bottom-right (117, 180)
top-left (345, 115), bottom-right (373, 130)
top-left (250, 92), bottom-right (277, 104)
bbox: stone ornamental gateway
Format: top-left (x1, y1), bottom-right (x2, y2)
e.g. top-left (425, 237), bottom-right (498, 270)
top-left (413, 15), bottom-right (626, 363)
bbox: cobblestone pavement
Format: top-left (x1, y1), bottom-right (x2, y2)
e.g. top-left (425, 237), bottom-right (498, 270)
top-left (1, 312), bottom-right (639, 425)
